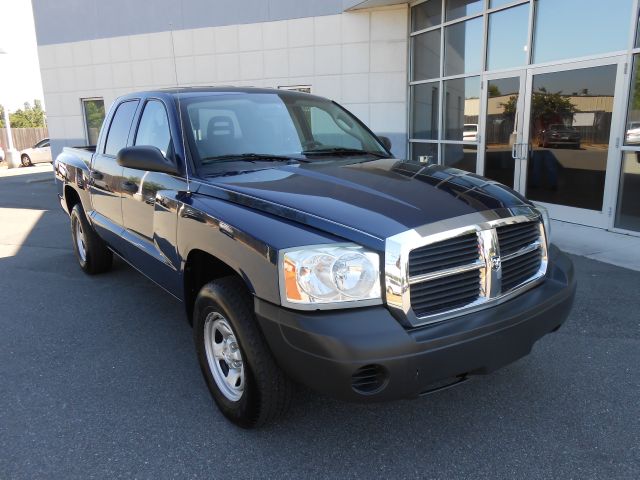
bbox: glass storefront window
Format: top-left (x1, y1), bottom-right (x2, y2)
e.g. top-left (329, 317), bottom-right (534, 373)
top-left (446, 0), bottom-right (483, 22)
top-left (443, 76), bottom-right (480, 141)
top-left (486, 4), bottom-right (529, 71)
top-left (412, 30), bottom-right (441, 81)
top-left (444, 17), bottom-right (483, 76)
top-left (625, 55), bottom-right (640, 145)
top-left (411, 82), bottom-right (440, 140)
top-left (443, 143), bottom-right (477, 171)
top-left (526, 64), bottom-right (617, 211)
top-left (533, 0), bottom-right (634, 64)
top-left (411, 0), bottom-right (442, 32)
top-left (616, 151), bottom-right (640, 231)
top-left (411, 142), bottom-right (439, 164)
top-left (484, 77), bottom-right (520, 186)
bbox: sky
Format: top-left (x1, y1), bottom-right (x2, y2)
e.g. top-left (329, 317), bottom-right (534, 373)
top-left (0, 0), bottom-right (44, 112)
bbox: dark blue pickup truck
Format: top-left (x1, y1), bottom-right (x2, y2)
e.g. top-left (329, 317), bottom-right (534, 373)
top-left (54, 87), bottom-right (576, 428)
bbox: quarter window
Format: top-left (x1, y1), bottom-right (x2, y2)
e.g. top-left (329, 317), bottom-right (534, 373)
top-left (104, 100), bottom-right (139, 156)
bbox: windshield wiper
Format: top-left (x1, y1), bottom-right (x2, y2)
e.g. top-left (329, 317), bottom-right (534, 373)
top-left (302, 147), bottom-right (389, 158)
top-left (201, 153), bottom-right (308, 165)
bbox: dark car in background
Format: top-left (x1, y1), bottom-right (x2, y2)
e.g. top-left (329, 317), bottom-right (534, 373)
top-left (538, 124), bottom-right (581, 149)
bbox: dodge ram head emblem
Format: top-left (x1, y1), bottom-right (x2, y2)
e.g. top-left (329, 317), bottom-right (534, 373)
top-left (490, 255), bottom-right (501, 271)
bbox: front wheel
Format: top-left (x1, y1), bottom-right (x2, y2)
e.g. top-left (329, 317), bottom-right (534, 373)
top-left (193, 277), bottom-right (293, 428)
top-left (70, 204), bottom-right (113, 274)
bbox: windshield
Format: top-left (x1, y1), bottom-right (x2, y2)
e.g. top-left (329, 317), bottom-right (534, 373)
top-left (179, 92), bottom-right (389, 168)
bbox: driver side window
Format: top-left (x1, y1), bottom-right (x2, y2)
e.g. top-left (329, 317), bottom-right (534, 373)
top-left (135, 100), bottom-right (173, 160)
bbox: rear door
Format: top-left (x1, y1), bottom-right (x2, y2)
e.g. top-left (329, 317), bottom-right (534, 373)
top-left (89, 99), bottom-right (139, 249)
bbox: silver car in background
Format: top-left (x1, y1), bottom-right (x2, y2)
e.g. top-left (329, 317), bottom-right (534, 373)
top-left (20, 138), bottom-right (52, 166)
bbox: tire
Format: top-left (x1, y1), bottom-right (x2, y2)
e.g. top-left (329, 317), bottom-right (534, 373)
top-left (193, 277), bottom-right (293, 428)
top-left (21, 155), bottom-right (32, 167)
top-left (70, 204), bottom-right (113, 274)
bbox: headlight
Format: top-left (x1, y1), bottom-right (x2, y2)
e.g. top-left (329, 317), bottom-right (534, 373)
top-left (279, 244), bottom-right (382, 309)
top-left (534, 203), bottom-right (551, 243)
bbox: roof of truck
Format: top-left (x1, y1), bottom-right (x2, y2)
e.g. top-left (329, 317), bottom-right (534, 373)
top-left (119, 86), bottom-right (325, 102)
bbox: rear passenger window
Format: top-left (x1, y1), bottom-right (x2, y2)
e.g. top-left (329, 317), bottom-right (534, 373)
top-left (104, 100), bottom-right (139, 156)
top-left (135, 100), bottom-right (173, 159)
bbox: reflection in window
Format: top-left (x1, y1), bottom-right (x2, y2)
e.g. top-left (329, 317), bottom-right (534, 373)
top-left (82, 98), bottom-right (105, 146)
top-left (443, 143), bottom-right (477, 172)
top-left (444, 17), bottom-right (483, 76)
top-left (616, 151), bottom-right (640, 232)
top-left (445, 0), bottom-right (483, 21)
top-left (533, 0), bottom-right (633, 64)
top-left (526, 65), bottom-right (617, 211)
top-left (411, 0), bottom-right (442, 32)
top-left (411, 82), bottom-right (440, 140)
top-left (411, 142), bottom-right (439, 164)
top-left (412, 30), bottom-right (441, 81)
top-left (487, 4), bottom-right (529, 71)
top-left (625, 55), bottom-right (640, 145)
top-left (443, 76), bottom-right (480, 141)
top-left (484, 77), bottom-right (520, 186)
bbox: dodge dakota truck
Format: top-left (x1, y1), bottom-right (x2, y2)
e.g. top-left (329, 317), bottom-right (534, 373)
top-left (54, 88), bottom-right (576, 428)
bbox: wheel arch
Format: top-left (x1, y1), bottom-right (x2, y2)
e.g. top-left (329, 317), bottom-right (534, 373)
top-left (183, 249), bottom-right (254, 324)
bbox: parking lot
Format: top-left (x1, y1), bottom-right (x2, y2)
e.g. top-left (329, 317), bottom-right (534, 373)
top-left (1, 166), bottom-right (639, 479)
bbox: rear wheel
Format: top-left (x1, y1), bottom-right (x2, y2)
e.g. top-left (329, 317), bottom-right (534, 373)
top-left (193, 277), bottom-right (293, 428)
top-left (21, 155), bottom-right (32, 167)
top-left (70, 204), bottom-right (113, 274)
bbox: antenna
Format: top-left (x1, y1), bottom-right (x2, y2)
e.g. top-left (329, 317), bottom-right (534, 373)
top-left (169, 22), bottom-right (191, 194)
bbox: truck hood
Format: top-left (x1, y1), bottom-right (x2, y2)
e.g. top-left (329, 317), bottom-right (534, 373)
top-left (195, 158), bottom-right (530, 245)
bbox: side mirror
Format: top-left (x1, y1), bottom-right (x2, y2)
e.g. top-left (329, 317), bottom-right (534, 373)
top-left (116, 146), bottom-right (179, 175)
top-left (378, 135), bottom-right (392, 151)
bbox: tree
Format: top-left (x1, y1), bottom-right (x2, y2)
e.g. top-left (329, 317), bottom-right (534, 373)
top-left (8, 100), bottom-right (47, 128)
top-left (501, 89), bottom-right (577, 121)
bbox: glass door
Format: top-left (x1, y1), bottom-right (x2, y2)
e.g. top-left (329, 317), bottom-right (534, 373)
top-left (521, 58), bottom-right (626, 227)
top-left (479, 70), bottom-right (527, 189)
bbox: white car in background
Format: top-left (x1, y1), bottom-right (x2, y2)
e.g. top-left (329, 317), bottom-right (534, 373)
top-left (463, 123), bottom-right (478, 142)
top-left (20, 138), bottom-right (52, 166)
top-left (626, 122), bottom-right (640, 144)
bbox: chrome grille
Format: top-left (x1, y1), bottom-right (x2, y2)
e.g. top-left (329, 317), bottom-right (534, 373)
top-left (497, 221), bottom-right (540, 256)
top-left (410, 269), bottom-right (481, 316)
top-left (385, 208), bottom-right (549, 327)
top-left (502, 248), bottom-right (543, 291)
top-left (408, 233), bottom-right (479, 277)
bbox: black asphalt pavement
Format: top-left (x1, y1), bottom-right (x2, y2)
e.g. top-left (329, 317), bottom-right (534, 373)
top-left (1, 167), bottom-right (639, 479)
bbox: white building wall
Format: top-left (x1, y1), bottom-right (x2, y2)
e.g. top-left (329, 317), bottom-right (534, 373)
top-left (38, 5), bottom-right (409, 157)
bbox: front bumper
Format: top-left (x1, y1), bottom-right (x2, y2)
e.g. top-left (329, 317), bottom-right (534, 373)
top-left (256, 245), bottom-right (576, 402)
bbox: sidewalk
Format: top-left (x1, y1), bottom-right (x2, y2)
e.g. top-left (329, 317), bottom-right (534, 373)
top-left (551, 220), bottom-right (640, 272)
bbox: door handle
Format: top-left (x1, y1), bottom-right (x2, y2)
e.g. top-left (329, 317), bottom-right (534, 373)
top-left (90, 170), bottom-right (103, 180)
top-left (511, 143), bottom-right (518, 160)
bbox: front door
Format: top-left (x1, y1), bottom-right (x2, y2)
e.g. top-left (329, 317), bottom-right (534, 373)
top-left (479, 57), bottom-right (626, 228)
top-left (521, 58), bottom-right (625, 227)
top-left (479, 70), bottom-right (527, 189)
